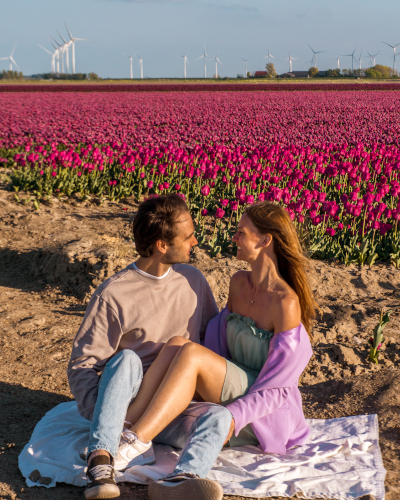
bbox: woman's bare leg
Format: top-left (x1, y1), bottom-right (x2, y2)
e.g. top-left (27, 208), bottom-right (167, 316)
top-left (130, 342), bottom-right (227, 443)
top-left (125, 336), bottom-right (191, 427)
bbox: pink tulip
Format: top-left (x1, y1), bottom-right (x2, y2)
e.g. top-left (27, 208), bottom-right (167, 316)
top-left (215, 208), bottom-right (225, 219)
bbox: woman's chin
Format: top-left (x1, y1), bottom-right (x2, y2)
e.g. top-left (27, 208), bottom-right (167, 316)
top-left (235, 249), bottom-right (247, 261)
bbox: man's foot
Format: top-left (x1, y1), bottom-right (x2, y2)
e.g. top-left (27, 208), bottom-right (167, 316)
top-left (85, 455), bottom-right (120, 499)
top-left (148, 473), bottom-right (223, 500)
top-left (114, 429), bottom-right (155, 472)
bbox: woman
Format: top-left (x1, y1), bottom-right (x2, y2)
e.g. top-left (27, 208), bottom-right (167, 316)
top-left (121, 201), bottom-right (314, 463)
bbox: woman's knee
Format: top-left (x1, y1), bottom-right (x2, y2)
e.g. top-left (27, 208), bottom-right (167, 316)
top-left (164, 336), bottom-right (191, 348)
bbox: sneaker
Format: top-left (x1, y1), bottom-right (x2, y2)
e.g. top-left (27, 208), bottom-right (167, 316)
top-left (148, 473), bottom-right (223, 500)
top-left (85, 455), bottom-right (120, 499)
top-left (114, 429), bottom-right (155, 472)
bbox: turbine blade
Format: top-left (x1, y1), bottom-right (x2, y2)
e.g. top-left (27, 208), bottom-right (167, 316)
top-left (64, 21), bottom-right (73, 40)
top-left (10, 57), bottom-right (20, 70)
top-left (38, 44), bottom-right (53, 55)
top-left (56, 29), bottom-right (68, 44)
top-left (10, 42), bottom-right (17, 57)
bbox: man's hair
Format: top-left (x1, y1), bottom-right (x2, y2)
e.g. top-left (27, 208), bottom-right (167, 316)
top-left (132, 194), bottom-right (189, 257)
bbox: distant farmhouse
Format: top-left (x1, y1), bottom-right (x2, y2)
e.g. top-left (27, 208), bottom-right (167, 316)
top-left (278, 71), bottom-right (327, 78)
top-left (254, 71), bottom-right (268, 78)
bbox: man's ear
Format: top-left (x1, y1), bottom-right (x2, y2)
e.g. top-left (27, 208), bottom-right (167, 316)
top-left (155, 239), bottom-right (167, 254)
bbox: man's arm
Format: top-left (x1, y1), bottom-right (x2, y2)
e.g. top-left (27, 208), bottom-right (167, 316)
top-left (199, 276), bottom-right (219, 340)
top-left (67, 294), bottom-right (123, 421)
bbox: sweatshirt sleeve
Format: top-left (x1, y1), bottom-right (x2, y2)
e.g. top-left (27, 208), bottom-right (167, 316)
top-left (199, 277), bottom-right (219, 340)
top-left (226, 325), bottom-right (312, 435)
top-left (67, 294), bottom-right (123, 421)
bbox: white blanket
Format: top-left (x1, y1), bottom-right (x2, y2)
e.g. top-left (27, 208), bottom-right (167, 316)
top-left (19, 401), bottom-right (386, 500)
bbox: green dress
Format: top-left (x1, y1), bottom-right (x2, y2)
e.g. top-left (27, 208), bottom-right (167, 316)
top-left (220, 312), bottom-right (274, 447)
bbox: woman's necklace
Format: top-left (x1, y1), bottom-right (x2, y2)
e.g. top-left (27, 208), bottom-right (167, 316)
top-left (251, 277), bottom-right (280, 303)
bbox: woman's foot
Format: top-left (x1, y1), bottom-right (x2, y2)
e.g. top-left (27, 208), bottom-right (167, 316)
top-left (85, 455), bottom-right (120, 499)
top-left (114, 429), bottom-right (155, 471)
top-left (148, 473), bottom-right (223, 500)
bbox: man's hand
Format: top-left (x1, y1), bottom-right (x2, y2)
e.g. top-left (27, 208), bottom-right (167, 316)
top-left (223, 417), bottom-right (235, 445)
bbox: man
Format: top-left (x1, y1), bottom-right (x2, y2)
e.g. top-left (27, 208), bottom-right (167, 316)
top-left (68, 194), bottom-right (234, 500)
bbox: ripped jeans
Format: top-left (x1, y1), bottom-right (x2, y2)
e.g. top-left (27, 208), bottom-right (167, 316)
top-left (88, 349), bottom-right (233, 478)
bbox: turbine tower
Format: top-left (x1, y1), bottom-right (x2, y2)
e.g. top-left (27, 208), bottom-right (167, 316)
top-left (211, 51), bottom-right (222, 78)
top-left (308, 45), bottom-right (326, 67)
top-left (137, 54), bottom-right (143, 79)
top-left (196, 45), bottom-right (209, 78)
top-left (38, 44), bottom-right (56, 73)
top-left (49, 39), bottom-right (60, 74)
top-left (344, 48), bottom-right (357, 72)
top-left (264, 48), bottom-right (275, 64)
top-left (330, 55), bottom-right (343, 69)
top-left (0, 43), bottom-right (20, 72)
top-left (243, 58), bottom-right (249, 78)
top-left (124, 53), bottom-right (137, 79)
top-left (57, 29), bottom-right (71, 73)
top-left (286, 51), bottom-right (297, 73)
top-left (367, 50), bottom-right (379, 67)
top-left (51, 35), bottom-right (65, 73)
top-left (382, 41), bottom-right (400, 75)
top-left (178, 52), bottom-right (189, 78)
top-left (64, 22), bottom-right (89, 74)
top-left (355, 51), bottom-right (363, 71)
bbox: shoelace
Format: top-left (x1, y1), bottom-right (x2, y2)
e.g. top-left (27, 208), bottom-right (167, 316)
top-left (89, 464), bottom-right (113, 481)
top-left (119, 430), bottom-right (138, 447)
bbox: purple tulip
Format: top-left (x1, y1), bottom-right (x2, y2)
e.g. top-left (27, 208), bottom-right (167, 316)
top-left (201, 185), bottom-right (211, 196)
top-left (215, 208), bottom-right (225, 219)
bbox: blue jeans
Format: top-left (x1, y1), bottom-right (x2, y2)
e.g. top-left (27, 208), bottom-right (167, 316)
top-left (88, 350), bottom-right (233, 478)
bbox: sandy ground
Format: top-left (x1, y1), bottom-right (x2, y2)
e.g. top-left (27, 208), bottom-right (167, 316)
top-left (1, 182), bottom-right (400, 500)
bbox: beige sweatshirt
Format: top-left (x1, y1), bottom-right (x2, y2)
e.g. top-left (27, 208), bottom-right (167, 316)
top-left (68, 263), bottom-right (219, 421)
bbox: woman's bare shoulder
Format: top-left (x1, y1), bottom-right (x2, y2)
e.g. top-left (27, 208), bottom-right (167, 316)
top-left (272, 287), bottom-right (301, 333)
top-left (227, 271), bottom-right (249, 309)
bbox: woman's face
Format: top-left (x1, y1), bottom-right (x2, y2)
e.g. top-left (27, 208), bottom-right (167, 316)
top-left (232, 214), bottom-right (270, 262)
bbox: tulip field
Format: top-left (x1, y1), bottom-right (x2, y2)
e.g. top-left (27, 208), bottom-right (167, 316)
top-left (1, 90), bottom-right (400, 266)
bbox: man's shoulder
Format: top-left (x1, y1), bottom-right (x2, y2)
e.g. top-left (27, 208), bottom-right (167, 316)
top-left (94, 265), bottom-right (138, 302)
top-left (172, 264), bottom-right (206, 282)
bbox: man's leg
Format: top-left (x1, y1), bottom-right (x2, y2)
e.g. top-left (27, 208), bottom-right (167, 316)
top-left (149, 401), bottom-right (232, 500)
top-left (88, 349), bottom-right (143, 459)
top-left (85, 349), bottom-right (143, 500)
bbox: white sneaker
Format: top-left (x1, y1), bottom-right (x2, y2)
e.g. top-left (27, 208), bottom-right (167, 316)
top-left (114, 429), bottom-right (155, 471)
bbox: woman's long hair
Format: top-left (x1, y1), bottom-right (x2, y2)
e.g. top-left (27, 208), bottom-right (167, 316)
top-left (244, 202), bottom-right (316, 338)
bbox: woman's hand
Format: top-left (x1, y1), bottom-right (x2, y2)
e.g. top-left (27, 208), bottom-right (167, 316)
top-left (223, 417), bottom-right (235, 445)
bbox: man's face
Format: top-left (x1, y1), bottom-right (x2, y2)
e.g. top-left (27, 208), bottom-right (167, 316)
top-left (164, 212), bottom-right (198, 264)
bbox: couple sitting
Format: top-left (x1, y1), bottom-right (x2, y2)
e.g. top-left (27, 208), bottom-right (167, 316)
top-left (68, 194), bottom-right (314, 500)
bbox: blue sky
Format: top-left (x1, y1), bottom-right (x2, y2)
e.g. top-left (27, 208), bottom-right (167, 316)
top-left (1, 0), bottom-right (399, 78)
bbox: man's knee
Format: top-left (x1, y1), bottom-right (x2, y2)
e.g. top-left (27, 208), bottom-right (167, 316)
top-left (202, 405), bottom-right (233, 434)
top-left (107, 349), bottom-right (143, 380)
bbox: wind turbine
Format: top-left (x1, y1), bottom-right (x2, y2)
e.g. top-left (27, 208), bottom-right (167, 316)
top-left (330, 55), bottom-right (343, 69)
top-left (124, 53), bottom-right (137, 79)
top-left (49, 39), bottom-right (60, 75)
top-left (0, 43), bottom-right (20, 72)
top-left (178, 52), bottom-right (189, 78)
top-left (344, 48), bottom-right (357, 72)
top-left (355, 51), bottom-right (364, 71)
top-left (242, 58), bottom-right (249, 78)
top-left (211, 52), bottom-right (222, 78)
top-left (56, 29), bottom-right (72, 73)
top-left (264, 48), bottom-right (275, 64)
top-left (38, 44), bottom-right (56, 74)
top-left (196, 45), bottom-right (210, 78)
top-left (308, 45), bottom-right (326, 67)
top-left (382, 41), bottom-right (400, 75)
top-left (286, 51), bottom-right (297, 73)
top-left (367, 50), bottom-right (379, 67)
top-left (137, 54), bottom-right (143, 79)
top-left (64, 22), bottom-right (89, 74)
top-left (50, 35), bottom-right (65, 73)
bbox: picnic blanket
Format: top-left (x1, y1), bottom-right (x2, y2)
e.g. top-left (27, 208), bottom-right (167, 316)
top-left (19, 401), bottom-right (386, 499)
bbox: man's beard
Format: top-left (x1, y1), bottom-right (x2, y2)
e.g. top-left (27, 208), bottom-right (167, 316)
top-left (165, 247), bottom-right (191, 265)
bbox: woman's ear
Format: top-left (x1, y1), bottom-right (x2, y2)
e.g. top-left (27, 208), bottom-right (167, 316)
top-left (263, 234), bottom-right (272, 247)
